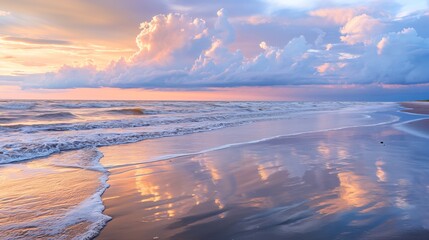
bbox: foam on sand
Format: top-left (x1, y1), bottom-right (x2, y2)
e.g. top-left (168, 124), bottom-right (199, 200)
top-left (0, 148), bottom-right (111, 240)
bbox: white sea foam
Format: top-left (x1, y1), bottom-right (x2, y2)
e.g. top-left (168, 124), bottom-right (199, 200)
top-left (0, 101), bottom-right (37, 110)
top-left (0, 148), bottom-right (111, 240)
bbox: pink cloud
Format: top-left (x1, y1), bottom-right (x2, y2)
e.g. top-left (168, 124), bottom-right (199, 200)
top-left (132, 13), bottom-right (210, 66)
top-left (316, 63), bottom-right (331, 73)
top-left (0, 10), bottom-right (10, 16)
top-left (340, 14), bottom-right (383, 45)
top-left (309, 8), bottom-right (362, 25)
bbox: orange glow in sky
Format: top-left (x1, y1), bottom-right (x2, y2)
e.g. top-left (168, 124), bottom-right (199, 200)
top-left (0, 85), bottom-right (298, 101)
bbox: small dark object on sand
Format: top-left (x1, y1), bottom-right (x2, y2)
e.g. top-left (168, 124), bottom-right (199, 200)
top-left (380, 141), bottom-right (384, 144)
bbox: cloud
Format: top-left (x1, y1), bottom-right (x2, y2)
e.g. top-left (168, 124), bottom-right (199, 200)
top-left (42, 64), bottom-right (98, 88)
top-left (340, 14), bottom-right (384, 45)
top-left (214, 9), bottom-right (235, 44)
top-left (354, 28), bottom-right (429, 84)
top-left (309, 8), bottom-right (362, 24)
top-left (0, 10), bottom-right (10, 16)
top-left (132, 12), bottom-right (211, 66)
top-left (238, 15), bottom-right (272, 25)
top-left (24, 7), bottom-right (429, 89)
top-left (2, 36), bottom-right (72, 45)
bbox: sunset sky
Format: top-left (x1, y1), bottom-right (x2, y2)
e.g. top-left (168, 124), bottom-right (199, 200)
top-left (1, 0), bottom-right (428, 100)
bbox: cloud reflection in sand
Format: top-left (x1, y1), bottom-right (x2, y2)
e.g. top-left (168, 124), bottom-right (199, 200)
top-left (100, 124), bottom-right (429, 239)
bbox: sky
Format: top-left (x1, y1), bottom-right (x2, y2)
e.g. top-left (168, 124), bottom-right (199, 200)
top-left (0, 0), bottom-right (429, 101)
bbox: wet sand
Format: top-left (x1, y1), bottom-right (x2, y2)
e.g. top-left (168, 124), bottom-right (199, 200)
top-left (98, 105), bottom-right (429, 240)
top-left (400, 102), bottom-right (429, 136)
top-left (401, 101), bottom-right (429, 115)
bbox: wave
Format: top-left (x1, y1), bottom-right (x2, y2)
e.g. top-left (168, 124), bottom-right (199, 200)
top-left (0, 117), bottom-right (18, 123)
top-left (50, 147), bottom-right (108, 172)
top-left (105, 108), bottom-right (146, 115)
top-left (1, 111), bottom-right (295, 133)
top-left (0, 102), bottom-right (36, 110)
top-left (3, 102), bottom-right (395, 134)
top-left (35, 112), bottom-right (77, 120)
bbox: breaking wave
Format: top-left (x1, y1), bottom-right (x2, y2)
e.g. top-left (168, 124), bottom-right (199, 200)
top-left (0, 102), bottom-right (36, 110)
top-left (104, 108), bottom-right (146, 115)
top-left (35, 112), bottom-right (77, 120)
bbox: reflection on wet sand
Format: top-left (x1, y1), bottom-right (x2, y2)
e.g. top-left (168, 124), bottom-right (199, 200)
top-left (338, 171), bottom-right (375, 208)
top-left (99, 124), bottom-right (429, 240)
top-left (376, 160), bottom-right (387, 182)
top-left (316, 171), bottom-right (385, 218)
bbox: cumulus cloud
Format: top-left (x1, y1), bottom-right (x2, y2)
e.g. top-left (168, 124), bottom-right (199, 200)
top-left (354, 28), bottom-right (429, 84)
top-left (309, 8), bottom-right (362, 24)
top-left (214, 9), bottom-right (235, 44)
top-left (340, 14), bottom-right (384, 45)
top-left (132, 13), bottom-right (210, 66)
top-left (43, 64), bottom-right (98, 88)
top-left (28, 7), bottom-right (429, 89)
top-left (0, 10), bottom-right (10, 16)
